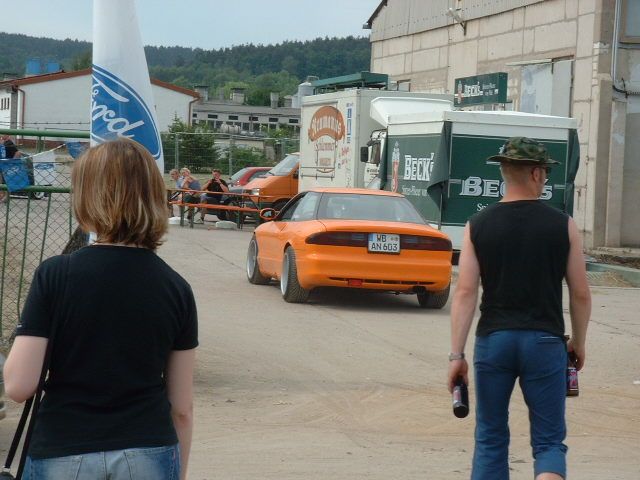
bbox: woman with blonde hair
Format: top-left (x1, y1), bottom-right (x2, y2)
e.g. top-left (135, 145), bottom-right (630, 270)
top-left (4, 138), bottom-right (197, 479)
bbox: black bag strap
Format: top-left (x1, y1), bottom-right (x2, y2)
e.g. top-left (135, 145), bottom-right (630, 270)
top-left (2, 254), bottom-right (70, 479)
top-left (2, 397), bottom-right (33, 473)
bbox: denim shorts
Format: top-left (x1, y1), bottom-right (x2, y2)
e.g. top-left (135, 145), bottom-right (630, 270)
top-left (23, 444), bottom-right (180, 480)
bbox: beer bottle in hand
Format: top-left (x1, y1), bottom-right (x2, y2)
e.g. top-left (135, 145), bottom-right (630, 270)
top-left (452, 376), bottom-right (469, 418)
top-left (567, 352), bottom-right (579, 397)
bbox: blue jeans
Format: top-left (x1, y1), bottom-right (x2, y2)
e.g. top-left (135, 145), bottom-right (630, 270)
top-left (472, 330), bottom-right (567, 480)
top-left (23, 444), bottom-right (180, 480)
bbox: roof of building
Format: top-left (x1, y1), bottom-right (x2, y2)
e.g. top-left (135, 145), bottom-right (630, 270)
top-left (364, 0), bottom-right (387, 29)
top-left (0, 68), bottom-right (199, 98)
top-left (194, 101), bottom-right (300, 117)
top-left (311, 72), bottom-right (389, 92)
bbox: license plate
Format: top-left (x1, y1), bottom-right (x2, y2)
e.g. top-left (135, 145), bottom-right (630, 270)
top-left (368, 233), bottom-right (400, 254)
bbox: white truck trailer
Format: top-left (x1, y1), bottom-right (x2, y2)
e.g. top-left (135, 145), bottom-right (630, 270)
top-left (298, 89), bottom-right (452, 192)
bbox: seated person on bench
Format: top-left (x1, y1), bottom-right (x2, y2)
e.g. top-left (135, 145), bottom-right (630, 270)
top-left (179, 167), bottom-right (201, 221)
top-left (199, 168), bottom-right (228, 222)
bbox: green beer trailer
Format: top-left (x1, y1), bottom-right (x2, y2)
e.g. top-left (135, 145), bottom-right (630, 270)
top-left (378, 110), bottom-right (579, 256)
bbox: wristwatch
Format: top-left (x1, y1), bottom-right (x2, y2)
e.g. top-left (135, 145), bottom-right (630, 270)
top-left (448, 352), bottom-right (465, 361)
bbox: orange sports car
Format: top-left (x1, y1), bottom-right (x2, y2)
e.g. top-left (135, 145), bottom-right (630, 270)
top-left (246, 188), bottom-right (453, 308)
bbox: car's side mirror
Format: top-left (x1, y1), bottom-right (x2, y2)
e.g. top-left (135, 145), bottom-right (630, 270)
top-left (259, 208), bottom-right (277, 222)
top-left (292, 171), bottom-right (299, 179)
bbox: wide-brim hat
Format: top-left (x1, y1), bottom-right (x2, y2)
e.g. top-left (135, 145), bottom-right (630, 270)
top-left (487, 136), bottom-right (560, 166)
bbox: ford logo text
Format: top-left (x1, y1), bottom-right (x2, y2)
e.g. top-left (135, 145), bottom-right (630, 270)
top-left (91, 65), bottom-right (161, 160)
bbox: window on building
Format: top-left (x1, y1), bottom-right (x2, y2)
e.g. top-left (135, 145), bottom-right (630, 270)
top-left (397, 80), bottom-right (411, 92)
top-left (269, 117), bottom-right (278, 123)
top-left (208, 114), bottom-right (218, 119)
top-left (622, 0), bottom-right (640, 42)
top-left (242, 123), bottom-right (250, 130)
top-left (228, 115), bottom-right (239, 120)
top-left (288, 118), bottom-right (299, 124)
top-left (249, 116), bottom-right (259, 121)
top-left (192, 113), bottom-right (198, 118)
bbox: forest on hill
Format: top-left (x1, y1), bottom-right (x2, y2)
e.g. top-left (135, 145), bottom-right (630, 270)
top-left (0, 32), bottom-right (371, 106)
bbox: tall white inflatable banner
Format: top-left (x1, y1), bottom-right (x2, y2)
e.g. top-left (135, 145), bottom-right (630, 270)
top-left (91, 0), bottom-right (164, 171)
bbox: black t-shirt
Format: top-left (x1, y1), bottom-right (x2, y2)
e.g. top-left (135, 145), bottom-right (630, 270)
top-left (204, 177), bottom-right (228, 195)
top-left (16, 245), bottom-right (198, 459)
top-left (469, 200), bottom-right (570, 338)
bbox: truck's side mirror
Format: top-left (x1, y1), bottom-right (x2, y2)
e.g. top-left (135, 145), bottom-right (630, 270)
top-left (360, 146), bottom-right (369, 163)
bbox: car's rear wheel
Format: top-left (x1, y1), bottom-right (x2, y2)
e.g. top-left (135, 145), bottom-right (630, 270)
top-left (247, 237), bottom-right (270, 285)
top-left (226, 199), bottom-right (242, 224)
top-left (281, 246), bottom-right (309, 303)
top-left (417, 284), bottom-right (450, 309)
top-left (215, 199), bottom-right (231, 221)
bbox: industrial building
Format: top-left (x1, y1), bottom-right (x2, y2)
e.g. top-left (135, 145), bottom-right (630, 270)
top-left (365, 0), bottom-right (640, 249)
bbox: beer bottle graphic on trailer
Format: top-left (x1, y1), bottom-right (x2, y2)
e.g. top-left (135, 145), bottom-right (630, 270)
top-left (452, 376), bottom-right (469, 418)
top-left (391, 142), bottom-right (400, 193)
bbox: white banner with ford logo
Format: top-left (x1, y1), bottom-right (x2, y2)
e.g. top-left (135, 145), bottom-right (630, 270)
top-left (91, 0), bottom-right (164, 172)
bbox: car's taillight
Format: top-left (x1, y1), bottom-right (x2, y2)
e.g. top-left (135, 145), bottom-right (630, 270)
top-left (306, 232), bottom-right (368, 247)
top-left (400, 235), bottom-right (452, 251)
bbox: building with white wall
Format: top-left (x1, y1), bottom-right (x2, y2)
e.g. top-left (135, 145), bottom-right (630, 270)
top-left (191, 86), bottom-right (301, 134)
top-left (0, 68), bottom-right (199, 134)
top-left (365, 0), bottom-right (640, 249)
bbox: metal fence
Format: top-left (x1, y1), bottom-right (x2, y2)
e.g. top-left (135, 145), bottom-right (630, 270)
top-left (0, 129), bottom-right (300, 350)
top-left (0, 130), bottom-right (82, 350)
top-left (162, 132), bottom-right (299, 176)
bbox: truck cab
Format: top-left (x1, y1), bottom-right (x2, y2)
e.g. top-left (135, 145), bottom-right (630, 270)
top-left (361, 129), bottom-right (387, 189)
top-left (243, 153), bottom-right (299, 211)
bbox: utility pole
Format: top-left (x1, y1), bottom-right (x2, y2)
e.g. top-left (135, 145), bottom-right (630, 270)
top-left (228, 135), bottom-right (234, 176)
top-left (174, 133), bottom-right (180, 170)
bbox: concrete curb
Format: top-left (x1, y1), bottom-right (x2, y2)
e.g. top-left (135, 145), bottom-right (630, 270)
top-left (586, 262), bottom-right (640, 287)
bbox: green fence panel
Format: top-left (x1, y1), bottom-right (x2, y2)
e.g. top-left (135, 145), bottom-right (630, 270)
top-left (0, 131), bottom-right (81, 351)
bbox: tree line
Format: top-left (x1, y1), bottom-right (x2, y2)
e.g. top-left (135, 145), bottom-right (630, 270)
top-left (0, 32), bottom-right (371, 106)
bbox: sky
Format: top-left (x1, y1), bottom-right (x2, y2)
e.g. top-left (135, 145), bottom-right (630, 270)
top-left (4, 0), bottom-right (378, 49)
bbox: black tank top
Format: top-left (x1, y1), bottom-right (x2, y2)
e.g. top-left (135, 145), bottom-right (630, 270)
top-left (469, 200), bottom-right (570, 338)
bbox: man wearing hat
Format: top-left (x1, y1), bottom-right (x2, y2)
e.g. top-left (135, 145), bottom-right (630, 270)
top-left (447, 137), bottom-right (591, 479)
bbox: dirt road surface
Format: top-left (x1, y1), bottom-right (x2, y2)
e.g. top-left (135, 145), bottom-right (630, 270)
top-left (2, 225), bottom-right (639, 479)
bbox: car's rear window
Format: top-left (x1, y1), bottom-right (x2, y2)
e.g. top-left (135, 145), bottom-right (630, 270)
top-left (230, 168), bottom-right (250, 183)
top-left (317, 193), bottom-right (426, 224)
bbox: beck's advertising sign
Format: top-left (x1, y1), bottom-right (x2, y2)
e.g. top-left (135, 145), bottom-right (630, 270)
top-left (386, 133), bottom-right (569, 226)
top-left (454, 72), bottom-right (508, 107)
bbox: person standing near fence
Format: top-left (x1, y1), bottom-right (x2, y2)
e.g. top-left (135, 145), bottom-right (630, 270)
top-left (447, 137), bottom-right (591, 479)
top-left (1, 135), bottom-right (23, 160)
top-left (0, 135), bottom-right (23, 202)
top-left (3, 138), bottom-right (197, 480)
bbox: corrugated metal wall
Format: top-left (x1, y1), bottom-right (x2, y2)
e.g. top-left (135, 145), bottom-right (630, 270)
top-left (370, 0), bottom-right (547, 41)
